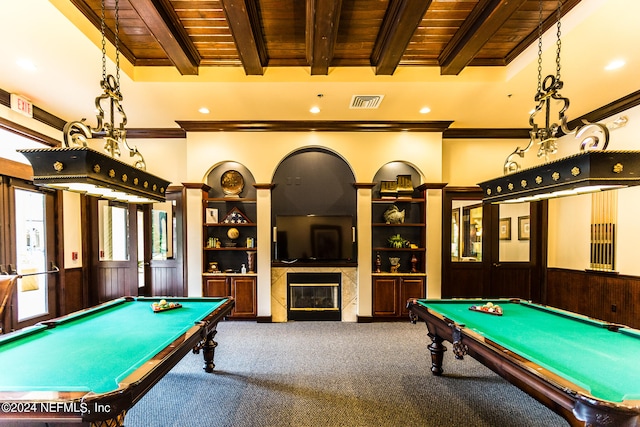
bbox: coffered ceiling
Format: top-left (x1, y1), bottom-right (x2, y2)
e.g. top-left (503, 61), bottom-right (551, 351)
top-left (0, 0), bottom-right (638, 131)
top-left (70, 0), bottom-right (580, 76)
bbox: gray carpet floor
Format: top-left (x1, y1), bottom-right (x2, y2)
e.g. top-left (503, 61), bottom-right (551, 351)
top-left (125, 321), bottom-right (568, 427)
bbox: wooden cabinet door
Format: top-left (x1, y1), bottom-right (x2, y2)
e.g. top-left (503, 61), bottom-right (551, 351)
top-left (372, 277), bottom-right (399, 317)
top-left (400, 277), bottom-right (425, 316)
top-left (203, 277), bottom-right (229, 297)
top-left (230, 276), bottom-right (257, 317)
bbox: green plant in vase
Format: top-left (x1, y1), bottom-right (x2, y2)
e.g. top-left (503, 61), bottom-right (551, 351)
top-left (388, 234), bottom-right (407, 248)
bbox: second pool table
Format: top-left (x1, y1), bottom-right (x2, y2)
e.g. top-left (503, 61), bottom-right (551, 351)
top-left (407, 298), bottom-right (640, 427)
top-left (0, 296), bottom-right (234, 426)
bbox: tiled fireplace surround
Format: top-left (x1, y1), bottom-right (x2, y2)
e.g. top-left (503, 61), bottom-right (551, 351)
top-left (271, 267), bottom-right (358, 322)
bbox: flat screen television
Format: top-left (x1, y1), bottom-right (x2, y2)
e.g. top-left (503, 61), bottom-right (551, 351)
top-left (275, 215), bottom-right (355, 263)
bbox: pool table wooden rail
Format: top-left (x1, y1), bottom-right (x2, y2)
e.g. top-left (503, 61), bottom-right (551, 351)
top-left (0, 296), bottom-right (234, 426)
top-left (407, 298), bottom-right (640, 427)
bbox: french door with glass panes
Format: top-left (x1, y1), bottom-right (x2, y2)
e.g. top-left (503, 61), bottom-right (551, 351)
top-left (443, 187), bottom-right (545, 301)
top-left (1, 179), bottom-right (58, 330)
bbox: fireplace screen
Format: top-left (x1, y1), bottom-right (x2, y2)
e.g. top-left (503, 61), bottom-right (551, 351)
top-left (289, 284), bottom-right (339, 311)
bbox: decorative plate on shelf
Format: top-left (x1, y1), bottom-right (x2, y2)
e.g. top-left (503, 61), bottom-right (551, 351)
top-left (221, 170), bottom-right (244, 197)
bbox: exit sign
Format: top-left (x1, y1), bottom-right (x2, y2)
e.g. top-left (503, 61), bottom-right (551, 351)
top-left (10, 93), bottom-right (33, 118)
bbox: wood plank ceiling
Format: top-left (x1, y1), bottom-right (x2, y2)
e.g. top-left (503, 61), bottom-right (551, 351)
top-left (70, 0), bottom-right (581, 77)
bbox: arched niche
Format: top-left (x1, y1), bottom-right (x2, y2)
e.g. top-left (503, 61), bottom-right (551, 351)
top-left (371, 161), bottom-right (425, 199)
top-left (205, 161), bottom-right (256, 198)
top-left (272, 147), bottom-right (356, 216)
top-left (271, 147), bottom-right (357, 263)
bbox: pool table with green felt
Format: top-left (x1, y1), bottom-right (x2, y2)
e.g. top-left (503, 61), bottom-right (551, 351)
top-left (0, 296), bottom-right (234, 426)
top-left (407, 298), bottom-right (640, 427)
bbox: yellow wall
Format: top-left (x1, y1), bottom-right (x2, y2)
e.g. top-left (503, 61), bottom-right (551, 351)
top-left (184, 131), bottom-right (443, 183)
top-left (182, 131), bottom-right (444, 315)
top-left (5, 98), bottom-right (640, 308)
top-left (442, 138), bottom-right (531, 186)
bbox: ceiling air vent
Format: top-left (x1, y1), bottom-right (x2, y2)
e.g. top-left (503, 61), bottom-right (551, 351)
top-left (349, 95), bottom-right (384, 109)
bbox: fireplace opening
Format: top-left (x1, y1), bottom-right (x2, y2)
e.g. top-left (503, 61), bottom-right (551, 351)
top-left (287, 273), bottom-right (341, 321)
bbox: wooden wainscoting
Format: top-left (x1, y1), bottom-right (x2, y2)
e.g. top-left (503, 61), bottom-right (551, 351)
top-left (148, 265), bottom-right (182, 297)
top-left (96, 266), bottom-right (137, 302)
top-left (546, 268), bottom-right (640, 329)
top-left (62, 267), bottom-right (85, 314)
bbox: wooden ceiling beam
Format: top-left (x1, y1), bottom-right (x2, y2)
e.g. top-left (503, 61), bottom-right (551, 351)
top-left (306, 0), bottom-right (343, 75)
top-left (220, 0), bottom-right (268, 76)
top-left (439, 0), bottom-right (528, 76)
top-left (69, 0), bottom-right (137, 67)
top-left (128, 0), bottom-right (200, 75)
top-left (371, 0), bottom-right (433, 76)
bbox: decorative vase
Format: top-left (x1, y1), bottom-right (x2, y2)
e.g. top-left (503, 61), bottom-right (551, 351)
top-left (246, 251), bottom-right (256, 273)
top-left (389, 257), bottom-right (400, 273)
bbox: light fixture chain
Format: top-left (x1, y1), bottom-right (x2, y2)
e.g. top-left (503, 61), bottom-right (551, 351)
top-left (115, 0), bottom-right (121, 92)
top-left (555, 0), bottom-right (562, 81)
top-left (100, 0), bottom-right (107, 82)
top-left (536, 0), bottom-right (543, 94)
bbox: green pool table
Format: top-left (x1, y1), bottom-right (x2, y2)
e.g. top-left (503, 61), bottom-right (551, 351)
top-left (407, 298), bottom-right (640, 427)
top-left (0, 296), bottom-right (234, 426)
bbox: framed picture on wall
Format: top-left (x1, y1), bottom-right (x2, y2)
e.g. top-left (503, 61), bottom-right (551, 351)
top-left (499, 217), bottom-right (511, 240)
top-left (518, 216), bottom-right (530, 240)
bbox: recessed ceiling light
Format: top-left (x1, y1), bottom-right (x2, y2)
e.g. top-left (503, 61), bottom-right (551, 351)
top-left (310, 106), bottom-right (320, 114)
top-left (419, 107), bottom-right (431, 114)
top-left (199, 107), bottom-right (210, 114)
top-left (604, 59), bottom-right (625, 71)
top-left (16, 58), bottom-right (37, 72)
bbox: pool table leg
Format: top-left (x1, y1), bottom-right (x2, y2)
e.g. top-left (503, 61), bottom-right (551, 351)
top-left (427, 332), bottom-right (446, 376)
top-left (202, 326), bottom-right (219, 373)
top-left (193, 323), bottom-right (219, 373)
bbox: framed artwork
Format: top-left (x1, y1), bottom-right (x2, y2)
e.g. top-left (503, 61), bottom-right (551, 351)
top-left (499, 217), bottom-right (511, 240)
top-left (451, 209), bottom-right (460, 259)
top-left (152, 202), bottom-right (174, 259)
top-left (518, 216), bottom-right (530, 240)
top-left (205, 208), bottom-right (218, 224)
